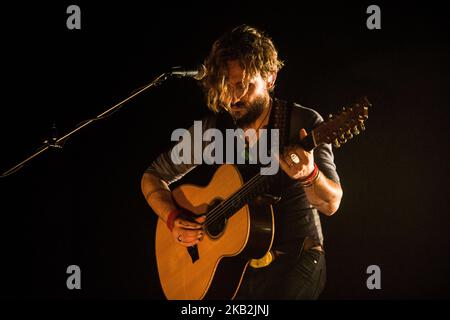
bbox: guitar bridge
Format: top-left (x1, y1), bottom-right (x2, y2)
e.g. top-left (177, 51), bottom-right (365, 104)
top-left (187, 245), bottom-right (199, 263)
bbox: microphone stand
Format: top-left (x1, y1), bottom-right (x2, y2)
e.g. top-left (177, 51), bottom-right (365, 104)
top-left (1, 71), bottom-right (171, 178)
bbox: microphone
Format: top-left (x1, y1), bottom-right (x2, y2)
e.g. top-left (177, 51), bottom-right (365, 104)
top-left (168, 64), bottom-right (207, 80)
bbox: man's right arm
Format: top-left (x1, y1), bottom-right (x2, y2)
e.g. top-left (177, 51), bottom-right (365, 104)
top-left (141, 172), bottom-right (178, 223)
top-left (140, 114), bottom-right (216, 246)
top-left (141, 113), bottom-right (217, 221)
top-left (141, 172), bottom-right (205, 247)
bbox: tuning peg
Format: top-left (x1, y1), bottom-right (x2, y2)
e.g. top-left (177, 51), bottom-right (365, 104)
top-left (352, 126), bottom-right (360, 135)
top-left (342, 107), bottom-right (346, 112)
top-left (359, 122), bottom-right (366, 131)
top-left (339, 137), bottom-right (347, 144)
top-left (363, 106), bottom-right (369, 119)
top-left (328, 114), bottom-right (333, 119)
top-left (333, 139), bottom-right (341, 148)
top-left (345, 130), bottom-right (353, 140)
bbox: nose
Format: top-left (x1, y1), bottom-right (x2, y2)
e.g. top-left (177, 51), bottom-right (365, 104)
top-left (231, 91), bottom-right (240, 105)
top-left (230, 86), bottom-right (247, 105)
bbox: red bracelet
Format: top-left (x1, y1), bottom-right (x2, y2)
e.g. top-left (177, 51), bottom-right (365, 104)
top-left (299, 163), bottom-right (319, 184)
top-left (166, 208), bottom-right (182, 232)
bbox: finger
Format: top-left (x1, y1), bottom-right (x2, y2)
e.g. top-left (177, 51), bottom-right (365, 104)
top-left (281, 150), bottom-right (296, 167)
top-left (182, 236), bottom-right (199, 243)
top-left (179, 239), bottom-right (199, 247)
top-left (290, 152), bottom-right (303, 165)
top-left (292, 171), bottom-right (304, 180)
top-left (182, 229), bottom-right (202, 239)
top-left (195, 215), bottom-right (206, 223)
top-left (182, 233), bottom-right (200, 245)
top-left (299, 128), bottom-right (308, 140)
top-left (275, 152), bottom-right (289, 169)
top-left (293, 147), bottom-right (312, 161)
top-left (284, 146), bottom-right (298, 159)
top-left (277, 153), bottom-right (294, 175)
top-left (175, 219), bottom-right (203, 229)
top-left (184, 231), bottom-right (204, 243)
top-left (175, 232), bottom-right (200, 246)
top-left (293, 146), bottom-right (314, 171)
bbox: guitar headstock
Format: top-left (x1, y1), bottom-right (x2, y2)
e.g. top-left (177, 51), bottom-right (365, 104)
top-left (312, 97), bottom-right (370, 148)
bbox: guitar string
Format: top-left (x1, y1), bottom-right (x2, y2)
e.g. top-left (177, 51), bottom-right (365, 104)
top-left (202, 169), bottom-right (263, 226)
top-left (203, 128), bottom-right (313, 226)
top-left (204, 165), bottom-right (275, 227)
top-left (203, 166), bottom-right (272, 228)
top-left (202, 121), bottom-right (313, 227)
top-left (203, 172), bottom-right (265, 228)
top-left (203, 123), bottom-right (313, 226)
top-left (203, 171), bottom-right (263, 226)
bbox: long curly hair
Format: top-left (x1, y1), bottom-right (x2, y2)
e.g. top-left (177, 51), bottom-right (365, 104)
top-left (201, 25), bottom-right (284, 113)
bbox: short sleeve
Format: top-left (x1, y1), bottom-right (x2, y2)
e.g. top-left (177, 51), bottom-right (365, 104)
top-left (144, 114), bottom-right (217, 185)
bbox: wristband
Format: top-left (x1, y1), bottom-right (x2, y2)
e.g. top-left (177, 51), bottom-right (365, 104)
top-left (301, 170), bottom-right (321, 188)
top-left (166, 208), bottom-right (182, 232)
top-left (299, 163), bottom-right (320, 187)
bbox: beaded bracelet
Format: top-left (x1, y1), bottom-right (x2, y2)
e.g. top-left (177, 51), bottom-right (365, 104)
top-left (301, 170), bottom-right (321, 188)
top-left (299, 163), bottom-right (321, 187)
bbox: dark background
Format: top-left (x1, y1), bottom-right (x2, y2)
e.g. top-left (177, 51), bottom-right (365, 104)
top-left (0, 1), bottom-right (448, 300)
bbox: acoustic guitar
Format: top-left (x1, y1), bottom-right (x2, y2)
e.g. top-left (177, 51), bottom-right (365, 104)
top-left (155, 98), bottom-right (370, 299)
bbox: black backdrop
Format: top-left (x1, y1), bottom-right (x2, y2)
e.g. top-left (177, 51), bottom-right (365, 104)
top-left (0, 2), bottom-right (448, 301)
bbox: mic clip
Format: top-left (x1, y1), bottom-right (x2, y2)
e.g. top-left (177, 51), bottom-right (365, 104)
top-left (43, 123), bottom-right (63, 150)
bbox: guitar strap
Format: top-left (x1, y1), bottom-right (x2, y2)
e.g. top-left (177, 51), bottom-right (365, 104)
top-left (269, 98), bottom-right (292, 154)
top-left (273, 98), bottom-right (314, 150)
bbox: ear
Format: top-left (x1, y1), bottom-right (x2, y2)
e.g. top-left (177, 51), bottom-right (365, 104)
top-left (266, 72), bottom-right (277, 90)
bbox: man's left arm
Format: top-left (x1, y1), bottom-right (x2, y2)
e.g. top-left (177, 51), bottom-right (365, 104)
top-left (278, 128), bottom-right (343, 216)
top-left (302, 173), bottom-right (342, 215)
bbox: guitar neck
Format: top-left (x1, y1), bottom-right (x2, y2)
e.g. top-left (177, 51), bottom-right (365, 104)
top-left (205, 96), bottom-right (370, 227)
top-left (205, 168), bottom-right (274, 226)
top-left (297, 133), bottom-right (317, 152)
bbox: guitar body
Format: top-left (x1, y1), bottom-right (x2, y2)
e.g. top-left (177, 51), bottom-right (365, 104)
top-left (155, 164), bottom-right (274, 300)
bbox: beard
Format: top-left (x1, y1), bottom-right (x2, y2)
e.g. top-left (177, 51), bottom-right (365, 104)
top-left (232, 94), bottom-right (270, 128)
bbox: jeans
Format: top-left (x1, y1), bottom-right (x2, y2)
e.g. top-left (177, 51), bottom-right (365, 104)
top-left (235, 247), bottom-right (326, 300)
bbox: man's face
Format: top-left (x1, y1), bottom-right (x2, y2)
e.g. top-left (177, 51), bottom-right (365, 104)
top-left (225, 60), bottom-right (271, 127)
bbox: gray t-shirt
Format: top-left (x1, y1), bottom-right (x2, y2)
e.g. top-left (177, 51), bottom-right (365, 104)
top-left (145, 99), bottom-right (340, 248)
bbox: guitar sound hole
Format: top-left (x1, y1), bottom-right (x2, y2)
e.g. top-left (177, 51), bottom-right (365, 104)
top-left (205, 198), bottom-right (227, 239)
